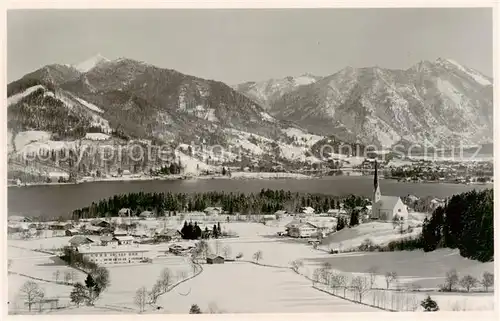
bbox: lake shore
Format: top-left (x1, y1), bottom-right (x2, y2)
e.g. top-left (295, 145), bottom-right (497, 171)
top-left (7, 171), bottom-right (316, 188)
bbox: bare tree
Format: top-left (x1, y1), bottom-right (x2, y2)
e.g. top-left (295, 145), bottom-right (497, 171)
top-left (252, 250), bottom-right (263, 263)
top-left (384, 271), bottom-right (398, 289)
top-left (312, 268), bottom-right (321, 286)
top-left (222, 245), bottom-right (232, 259)
top-left (135, 286), bottom-right (148, 313)
top-left (214, 240), bottom-right (222, 255)
top-left (190, 260), bottom-right (198, 275)
top-left (319, 262), bottom-right (332, 284)
top-left (208, 302), bottom-right (220, 314)
top-left (37, 291), bottom-right (45, 312)
top-left (329, 272), bottom-right (348, 295)
top-left (290, 260), bottom-right (303, 273)
top-left (443, 269), bottom-right (459, 292)
top-left (148, 281), bottom-right (163, 305)
top-left (481, 272), bottom-right (494, 292)
top-left (460, 275), bottom-right (478, 292)
top-left (195, 240), bottom-right (210, 259)
top-left (351, 276), bottom-right (370, 302)
top-left (19, 281), bottom-right (44, 312)
top-left (158, 268), bottom-right (173, 292)
top-left (337, 274), bottom-right (348, 297)
top-left (177, 270), bottom-right (188, 281)
top-left (367, 266), bottom-right (379, 289)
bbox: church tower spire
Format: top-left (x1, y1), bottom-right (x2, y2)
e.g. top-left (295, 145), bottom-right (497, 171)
top-left (373, 160), bottom-right (381, 204)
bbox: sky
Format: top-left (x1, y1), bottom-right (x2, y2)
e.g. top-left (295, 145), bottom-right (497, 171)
top-left (7, 8), bottom-right (493, 84)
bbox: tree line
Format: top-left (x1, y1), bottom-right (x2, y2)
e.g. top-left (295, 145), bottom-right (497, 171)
top-left (71, 189), bottom-right (365, 220)
top-left (388, 189), bottom-right (493, 262)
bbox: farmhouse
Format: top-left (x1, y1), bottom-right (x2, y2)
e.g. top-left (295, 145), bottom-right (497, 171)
top-left (49, 222), bottom-right (73, 230)
top-left (139, 211), bottom-right (155, 219)
top-left (300, 207), bottom-right (315, 215)
top-left (68, 235), bottom-right (94, 248)
top-left (118, 208), bottom-right (132, 217)
top-left (65, 228), bottom-right (80, 236)
top-left (204, 207), bottom-right (223, 216)
top-left (155, 228), bottom-right (182, 242)
top-left (115, 235), bottom-right (134, 245)
top-left (371, 161), bottom-right (409, 221)
top-left (8, 215), bottom-right (32, 223)
top-left (91, 219), bottom-right (111, 228)
top-left (100, 235), bottom-right (119, 246)
top-left (287, 222), bottom-right (318, 238)
top-left (113, 229), bottom-right (128, 237)
top-left (77, 245), bottom-right (149, 265)
top-left (206, 255), bottom-right (225, 264)
top-left (84, 225), bottom-right (105, 235)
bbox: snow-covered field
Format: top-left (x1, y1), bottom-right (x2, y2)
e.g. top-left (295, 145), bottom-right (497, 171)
top-left (319, 221), bottom-right (423, 252)
top-left (8, 220), bottom-right (494, 314)
top-left (160, 262), bottom-right (378, 313)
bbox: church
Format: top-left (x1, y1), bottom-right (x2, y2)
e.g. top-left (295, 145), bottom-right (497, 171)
top-left (370, 161), bottom-right (408, 221)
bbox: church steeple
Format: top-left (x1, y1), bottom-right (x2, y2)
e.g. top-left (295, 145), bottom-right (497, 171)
top-left (373, 160), bottom-right (381, 203)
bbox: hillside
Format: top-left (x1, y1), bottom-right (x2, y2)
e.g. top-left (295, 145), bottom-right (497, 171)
top-left (7, 57), bottom-right (331, 180)
top-left (234, 73), bottom-right (322, 109)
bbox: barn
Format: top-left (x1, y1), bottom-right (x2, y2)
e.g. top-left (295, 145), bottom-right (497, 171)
top-left (206, 255), bottom-right (225, 264)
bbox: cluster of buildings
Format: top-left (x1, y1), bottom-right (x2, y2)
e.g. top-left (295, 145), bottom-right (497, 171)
top-left (282, 161), bottom-right (411, 238)
top-left (385, 159), bottom-right (493, 184)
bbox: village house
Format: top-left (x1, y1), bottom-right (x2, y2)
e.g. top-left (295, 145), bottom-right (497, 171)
top-left (77, 245), bottom-right (149, 265)
top-left (371, 161), bottom-right (409, 221)
top-left (139, 210), bottom-right (155, 219)
top-left (100, 235), bottom-right (119, 246)
top-left (113, 228), bottom-right (128, 237)
top-left (155, 228), bottom-right (182, 242)
top-left (430, 198), bottom-right (446, 210)
top-left (91, 219), bottom-right (111, 228)
top-left (300, 207), bottom-right (315, 215)
top-left (206, 255), bottom-right (225, 264)
top-left (274, 210), bottom-right (289, 219)
top-left (8, 215), bottom-right (32, 224)
top-left (65, 228), bottom-right (80, 236)
top-left (84, 225), bottom-right (105, 235)
top-left (68, 235), bottom-right (94, 248)
top-left (204, 207), bottom-right (223, 216)
top-left (118, 208), bottom-right (132, 217)
top-left (287, 222), bottom-right (319, 238)
top-left (48, 222), bottom-right (73, 230)
top-left (114, 235), bottom-right (135, 245)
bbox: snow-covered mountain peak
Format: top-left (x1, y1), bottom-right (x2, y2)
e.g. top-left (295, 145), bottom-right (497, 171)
top-left (74, 54), bottom-right (110, 72)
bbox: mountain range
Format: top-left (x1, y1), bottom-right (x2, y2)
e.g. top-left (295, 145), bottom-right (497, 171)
top-left (237, 58), bottom-right (493, 148)
top-left (6, 54), bottom-right (493, 178)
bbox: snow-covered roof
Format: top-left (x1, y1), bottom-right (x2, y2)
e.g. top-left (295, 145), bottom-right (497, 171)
top-left (100, 235), bottom-right (116, 242)
top-left (77, 245), bottom-right (148, 254)
top-left (115, 235), bottom-right (134, 241)
top-left (8, 215), bottom-right (32, 222)
top-left (69, 235), bottom-right (94, 246)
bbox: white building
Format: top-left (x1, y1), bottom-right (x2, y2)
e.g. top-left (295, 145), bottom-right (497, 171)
top-left (77, 245), bottom-right (149, 265)
top-left (115, 235), bottom-right (134, 245)
top-left (300, 207), bottom-right (315, 215)
top-left (287, 222), bottom-right (318, 238)
top-left (204, 207), bottom-right (223, 216)
top-left (371, 161), bottom-right (409, 221)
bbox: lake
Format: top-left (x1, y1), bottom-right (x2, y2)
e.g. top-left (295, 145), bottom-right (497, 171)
top-left (7, 177), bottom-right (491, 218)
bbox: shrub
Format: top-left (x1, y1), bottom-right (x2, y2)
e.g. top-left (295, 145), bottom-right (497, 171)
top-left (421, 295), bottom-right (439, 311)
